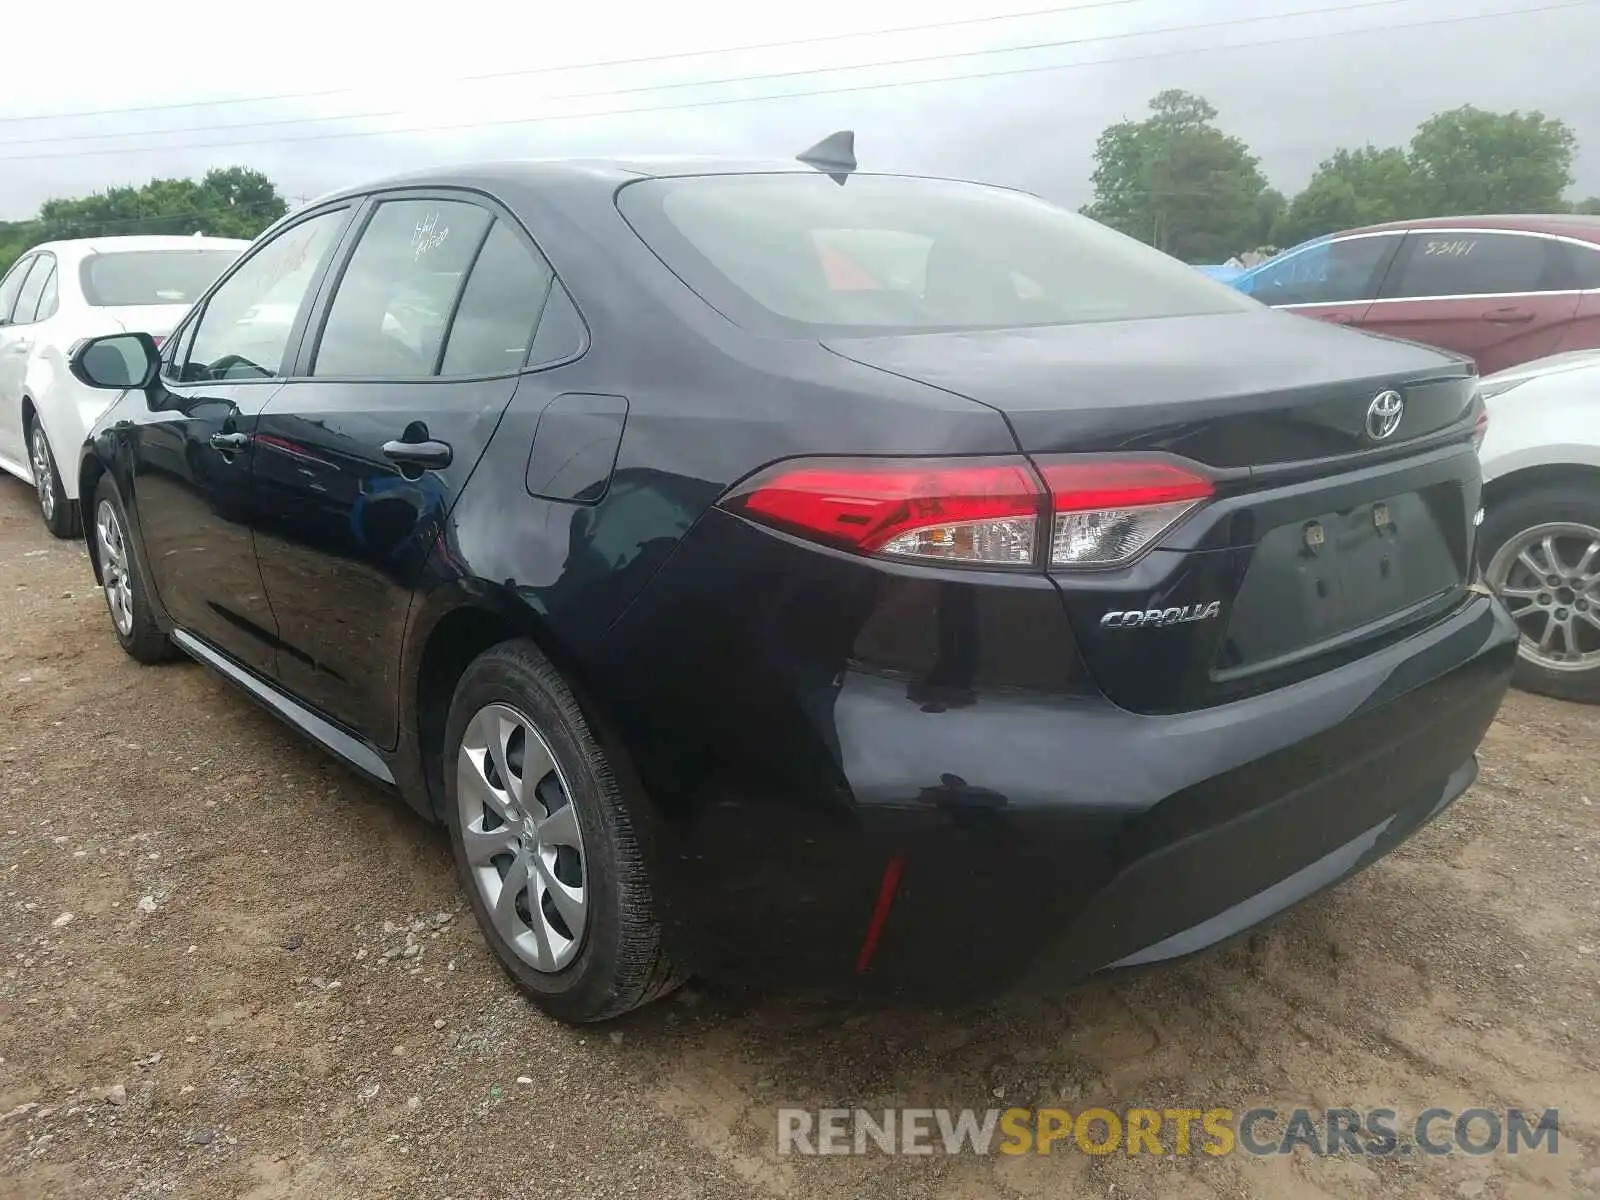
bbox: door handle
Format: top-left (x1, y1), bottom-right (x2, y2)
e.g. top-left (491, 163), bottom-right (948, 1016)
top-left (382, 439), bottom-right (453, 470)
top-left (209, 431), bottom-right (252, 452)
top-left (1483, 307), bottom-right (1534, 325)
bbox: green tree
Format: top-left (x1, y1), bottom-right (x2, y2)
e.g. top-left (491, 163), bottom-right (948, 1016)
top-left (0, 168), bottom-right (286, 276)
top-left (0, 220), bottom-right (30, 277)
top-left (1572, 196), bottom-right (1600, 215)
top-left (1409, 105), bottom-right (1576, 214)
top-left (32, 167), bottom-right (287, 243)
top-left (1083, 90), bottom-right (1273, 263)
top-left (1272, 146), bottom-right (1426, 247)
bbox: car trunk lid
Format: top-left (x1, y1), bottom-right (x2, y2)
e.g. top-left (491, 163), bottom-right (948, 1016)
top-left (823, 309), bottom-right (1474, 465)
top-left (825, 310), bottom-right (1483, 712)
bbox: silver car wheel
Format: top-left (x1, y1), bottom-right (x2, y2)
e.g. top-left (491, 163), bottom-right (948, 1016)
top-left (95, 499), bottom-right (136, 637)
top-left (30, 424), bottom-right (55, 521)
top-left (456, 702), bottom-right (588, 972)
top-left (1485, 520), bottom-right (1600, 674)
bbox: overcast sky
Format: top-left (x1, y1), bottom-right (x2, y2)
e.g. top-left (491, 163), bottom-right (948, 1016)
top-left (2, 0), bottom-right (1596, 221)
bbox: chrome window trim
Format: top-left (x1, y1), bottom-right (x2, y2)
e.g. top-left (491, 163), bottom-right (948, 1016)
top-left (1284, 289), bottom-right (1584, 310)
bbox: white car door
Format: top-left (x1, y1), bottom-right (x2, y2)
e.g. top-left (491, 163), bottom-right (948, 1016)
top-left (0, 253), bottom-right (42, 467)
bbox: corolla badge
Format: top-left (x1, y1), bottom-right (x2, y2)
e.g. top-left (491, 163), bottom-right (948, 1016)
top-left (1365, 389), bottom-right (1405, 441)
top-left (1100, 601), bottom-right (1223, 629)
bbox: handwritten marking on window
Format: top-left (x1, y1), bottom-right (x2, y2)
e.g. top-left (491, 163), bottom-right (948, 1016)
top-left (1423, 239), bottom-right (1476, 258)
top-left (252, 227), bottom-right (321, 292)
top-left (412, 213), bottom-right (451, 261)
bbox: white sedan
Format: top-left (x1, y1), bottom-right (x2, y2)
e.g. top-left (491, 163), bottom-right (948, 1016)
top-left (0, 235), bottom-right (248, 536)
top-left (1477, 349), bottom-right (1600, 703)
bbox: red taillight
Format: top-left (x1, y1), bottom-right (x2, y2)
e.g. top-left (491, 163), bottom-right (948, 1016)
top-left (721, 455), bottom-right (1214, 569)
top-left (1038, 458), bottom-right (1214, 567)
top-left (725, 457), bottom-right (1042, 565)
top-left (150, 335), bottom-right (166, 348)
top-left (1037, 460), bottom-right (1215, 512)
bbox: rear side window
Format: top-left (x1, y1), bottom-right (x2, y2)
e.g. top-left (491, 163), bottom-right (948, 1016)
top-left (1238, 236), bottom-right (1399, 305)
top-left (313, 199), bottom-right (491, 377)
top-left (81, 249), bottom-right (240, 306)
top-left (439, 220), bottom-right (553, 375)
top-left (1383, 232), bottom-right (1558, 299)
top-left (1568, 242), bottom-right (1600, 290)
top-left (618, 173), bottom-right (1253, 335)
top-left (11, 254), bottom-right (52, 325)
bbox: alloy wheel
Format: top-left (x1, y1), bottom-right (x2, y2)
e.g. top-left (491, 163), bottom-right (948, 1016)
top-left (1486, 521), bottom-right (1600, 674)
top-left (95, 500), bottom-right (135, 637)
top-left (30, 425), bottom-right (55, 522)
top-left (456, 703), bottom-right (589, 972)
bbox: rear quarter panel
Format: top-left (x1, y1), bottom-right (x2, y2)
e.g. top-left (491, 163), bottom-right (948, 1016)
top-left (1479, 374), bottom-right (1600, 485)
top-left (1553, 290), bottom-right (1600, 356)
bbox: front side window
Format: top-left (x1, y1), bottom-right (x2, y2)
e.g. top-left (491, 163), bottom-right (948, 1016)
top-left (0, 255), bottom-right (37, 324)
top-left (80, 249), bottom-right (241, 307)
top-left (1238, 236), bottom-right (1399, 306)
top-left (184, 210), bottom-right (348, 381)
top-left (313, 199), bottom-right (491, 377)
top-left (618, 173), bottom-right (1254, 335)
top-left (1384, 232), bottom-right (1557, 299)
top-left (11, 254), bottom-right (53, 326)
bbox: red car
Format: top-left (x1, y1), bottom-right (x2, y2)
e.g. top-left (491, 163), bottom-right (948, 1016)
top-left (1234, 214), bottom-right (1600, 374)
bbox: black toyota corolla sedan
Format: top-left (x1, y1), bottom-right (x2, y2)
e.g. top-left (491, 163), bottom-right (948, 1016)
top-left (68, 142), bottom-right (1516, 1022)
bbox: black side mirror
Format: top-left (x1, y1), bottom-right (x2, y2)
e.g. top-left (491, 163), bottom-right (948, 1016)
top-left (68, 332), bottom-right (160, 391)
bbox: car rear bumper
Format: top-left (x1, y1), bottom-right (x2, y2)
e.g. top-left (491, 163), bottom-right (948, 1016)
top-left (652, 590), bottom-right (1516, 998)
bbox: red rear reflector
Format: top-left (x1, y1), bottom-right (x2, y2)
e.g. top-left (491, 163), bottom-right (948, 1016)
top-left (723, 457), bottom-right (1043, 564)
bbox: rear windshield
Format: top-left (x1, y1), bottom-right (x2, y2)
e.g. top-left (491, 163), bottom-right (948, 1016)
top-left (80, 249), bottom-right (240, 307)
top-left (617, 173), bottom-right (1254, 335)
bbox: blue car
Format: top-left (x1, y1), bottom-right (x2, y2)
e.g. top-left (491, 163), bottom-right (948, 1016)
top-left (1224, 237), bottom-right (1350, 300)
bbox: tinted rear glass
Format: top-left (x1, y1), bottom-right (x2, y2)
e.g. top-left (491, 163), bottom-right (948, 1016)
top-left (618, 173), bottom-right (1254, 335)
top-left (80, 249), bottom-right (241, 307)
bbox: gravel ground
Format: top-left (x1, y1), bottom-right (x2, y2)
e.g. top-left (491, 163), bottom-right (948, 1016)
top-left (1, 472), bottom-right (1597, 1200)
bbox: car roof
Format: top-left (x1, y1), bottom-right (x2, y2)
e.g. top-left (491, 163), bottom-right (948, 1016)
top-left (27, 234), bottom-right (251, 257)
top-left (296, 156), bottom-right (960, 210)
top-left (1339, 213), bottom-right (1600, 241)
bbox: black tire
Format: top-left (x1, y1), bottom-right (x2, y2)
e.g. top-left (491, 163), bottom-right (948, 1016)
top-left (443, 639), bottom-right (683, 1022)
top-left (27, 416), bottom-right (79, 539)
top-left (1480, 477), bottom-right (1600, 704)
top-left (92, 475), bottom-right (178, 664)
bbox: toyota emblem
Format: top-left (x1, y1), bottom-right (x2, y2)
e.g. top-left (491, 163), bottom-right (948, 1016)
top-left (1365, 390), bottom-right (1405, 441)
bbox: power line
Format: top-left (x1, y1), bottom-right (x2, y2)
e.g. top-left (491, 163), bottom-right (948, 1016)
top-left (0, 1), bottom-right (1147, 127)
top-left (0, 0), bottom-right (1481, 150)
top-left (0, 0), bottom-right (1583, 164)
